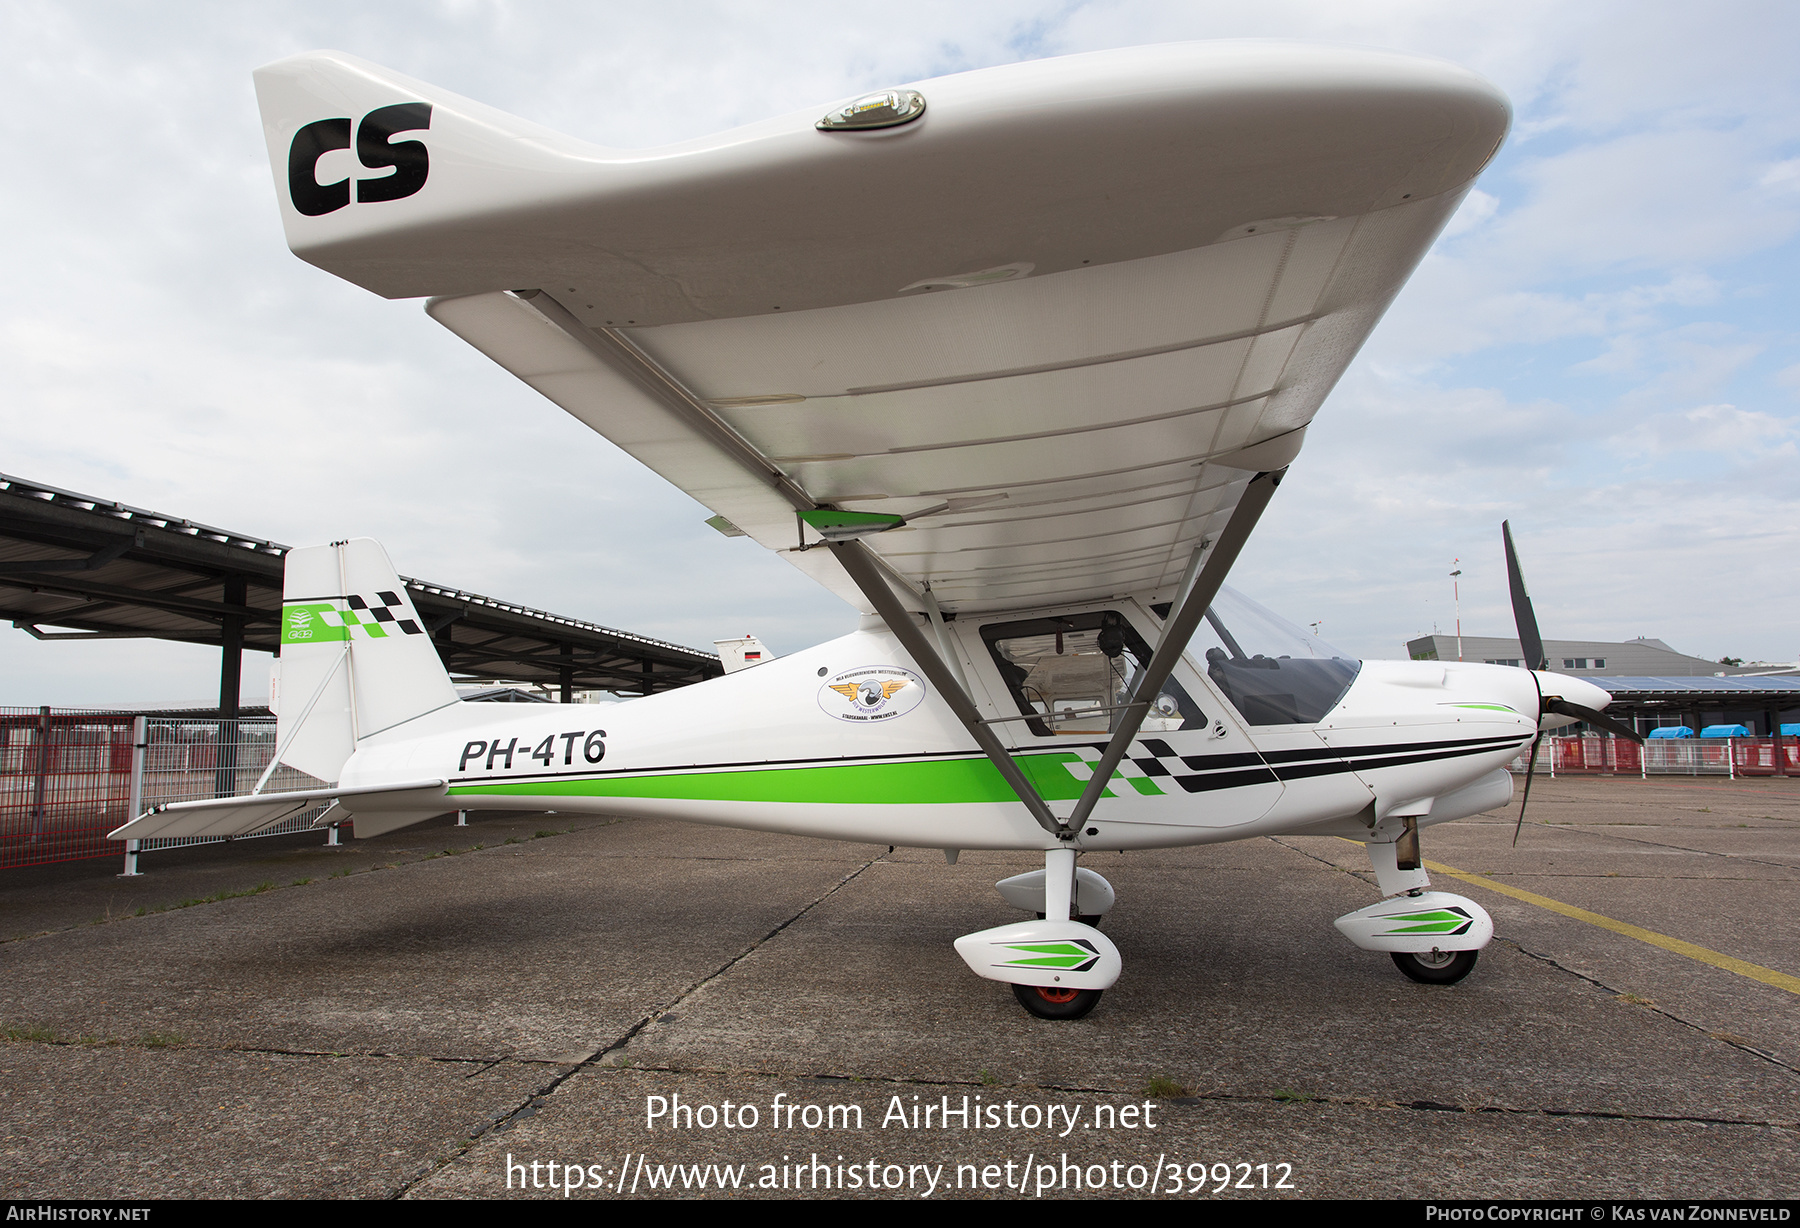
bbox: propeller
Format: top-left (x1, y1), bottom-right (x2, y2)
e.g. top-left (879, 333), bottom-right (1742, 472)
top-left (1501, 521), bottom-right (1546, 672)
top-left (1503, 520), bottom-right (1644, 846)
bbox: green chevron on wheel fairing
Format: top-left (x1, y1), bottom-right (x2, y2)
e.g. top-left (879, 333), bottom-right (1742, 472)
top-left (447, 750), bottom-right (1158, 806)
top-left (1377, 910), bottom-right (1470, 935)
top-left (1001, 942), bottom-right (1097, 969)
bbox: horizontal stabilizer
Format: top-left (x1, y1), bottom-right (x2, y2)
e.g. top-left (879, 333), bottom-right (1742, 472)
top-left (109, 780), bottom-right (447, 842)
top-left (320, 805), bottom-right (449, 840)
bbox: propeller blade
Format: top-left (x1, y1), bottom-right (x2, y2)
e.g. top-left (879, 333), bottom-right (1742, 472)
top-left (1513, 733), bottom-right (1542, 847)
top-left (1513, 667), bottom-right (1544, 847)
top-left (1502, 520), bottom-right (1547, 671)
top-left (1544, 697), bottom-right (1644, 743)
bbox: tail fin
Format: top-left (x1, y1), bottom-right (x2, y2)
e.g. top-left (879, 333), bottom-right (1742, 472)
top-left (275, 539), bottom-right (458, 783)
top-left (252, 51), bottom-right (593, 284)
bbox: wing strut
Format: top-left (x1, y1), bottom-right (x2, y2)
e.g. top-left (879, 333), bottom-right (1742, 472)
top-left (827, 539), bottom-right (1064, 838)
top-left (509, 290), bottom-right (816, 514)
top-left (1065, 467), bottom-right (1288, 834)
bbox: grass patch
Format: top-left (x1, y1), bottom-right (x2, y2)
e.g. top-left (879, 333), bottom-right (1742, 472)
top-left (3, 1024), bottom-right (61, 1043)
top-left (1144, 1075), bottom-right (1189, 1098)
top-left (979, 1069), bottom-right (1001, 1087)
top-left (1271, 1089), bottom-right (1322, 1104)
top-left (534, 830), bottom-right (558, 839)
top-left (170, 881), bottom-right (276, 911)
top-left (1615, 993), bottom-right (1656, 1007)
top-left (138, 1032), bottom-right (184, 1049)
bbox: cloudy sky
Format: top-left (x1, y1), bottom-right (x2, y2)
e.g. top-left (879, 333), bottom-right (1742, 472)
top-left (2, 1), bottom-right (1797, 706)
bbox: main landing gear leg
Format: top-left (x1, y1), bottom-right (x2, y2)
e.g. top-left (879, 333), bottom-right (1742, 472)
top-left (953, 845), bottom-right (1120, 1020)
top-left (1043, 846), bottom-right (1076, 922)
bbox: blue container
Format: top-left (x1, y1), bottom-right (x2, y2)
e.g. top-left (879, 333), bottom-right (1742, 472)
top-left (1700, 724), bottom-right (1752, 738)
top-left (1648, 726), bottom-right (1694, 738)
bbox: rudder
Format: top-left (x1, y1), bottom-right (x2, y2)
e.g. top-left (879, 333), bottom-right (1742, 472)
top-left (275, 539), bottom-right (458, 782)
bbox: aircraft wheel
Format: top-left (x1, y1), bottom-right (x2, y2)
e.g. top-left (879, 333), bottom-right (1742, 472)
top-left (1391, 949), bottom-right (1478, 984)
top-left (1012, 983), bottom-right (1102, 1020)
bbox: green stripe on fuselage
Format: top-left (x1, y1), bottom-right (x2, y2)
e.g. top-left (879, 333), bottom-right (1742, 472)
top-left (445, 750), bottom-right (1119, 806)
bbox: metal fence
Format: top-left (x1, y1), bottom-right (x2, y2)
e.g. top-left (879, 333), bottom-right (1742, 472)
top-left (1507, 734), bottom-right (1800, 778)
top-left (0, 708), bottom-right (136, 868)
top-left (0, 707), bottom-right (328, 871)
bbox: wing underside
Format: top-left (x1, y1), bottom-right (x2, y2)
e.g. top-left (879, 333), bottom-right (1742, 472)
top-left (258, 42), bottom-right (1508, 614)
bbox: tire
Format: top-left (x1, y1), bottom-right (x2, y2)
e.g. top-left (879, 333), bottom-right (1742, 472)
top-left (1012, 983), bottom-right (1103, 1019)
top-left (1391, 948), bottom-right (1478, 984)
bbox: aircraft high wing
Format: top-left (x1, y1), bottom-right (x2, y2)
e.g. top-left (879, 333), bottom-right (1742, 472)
top-left (118, 42), bottom-right (1633, 1018)
top-left (256, 42), bottom-right (1507, 613)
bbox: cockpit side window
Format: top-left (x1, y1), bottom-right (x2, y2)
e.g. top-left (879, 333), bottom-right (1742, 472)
top-left (1148, 587), bottom-right (1362, 726)
top-left (980, 611), bottom-right (1206, 738)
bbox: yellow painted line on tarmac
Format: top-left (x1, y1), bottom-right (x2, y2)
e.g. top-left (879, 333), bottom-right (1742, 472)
top-left (1421, 858), bottom-right (1800, 996)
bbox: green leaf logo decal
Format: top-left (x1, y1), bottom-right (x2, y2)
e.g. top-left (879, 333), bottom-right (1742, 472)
top-left (999, 939), bottom-right (1100, 971)
top-left (1374, 906), bottom-right (1474, 937)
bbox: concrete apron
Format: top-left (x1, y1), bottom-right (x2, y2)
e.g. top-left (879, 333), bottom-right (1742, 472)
top-left (0, 780), bottom-right (1795, 1199)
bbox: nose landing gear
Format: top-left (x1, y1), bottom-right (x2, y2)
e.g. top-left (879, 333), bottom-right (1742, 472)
top-left (1335, 824), bottom-right (1493, 982)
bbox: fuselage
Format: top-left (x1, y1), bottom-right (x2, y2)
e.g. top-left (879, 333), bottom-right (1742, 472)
top-left (341, 597), bottom-right (1543, 851)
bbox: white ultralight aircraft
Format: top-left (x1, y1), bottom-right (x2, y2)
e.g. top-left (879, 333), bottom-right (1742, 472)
top-left (114, 42), bottom-right (1633, 1019)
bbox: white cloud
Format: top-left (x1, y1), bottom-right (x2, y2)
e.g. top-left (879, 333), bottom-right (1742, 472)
top-left (1760, 158), bottom-right (1800, 193)
top-left (1440, 188), bottom-right (1499, 239)
top-left (1613, 402), bottom-right (1796, 458)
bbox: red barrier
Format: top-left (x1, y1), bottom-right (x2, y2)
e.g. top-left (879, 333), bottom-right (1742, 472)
top-left (1731, 737), bottom-right (1798, 777)
top-left (0, 710), bottom-right (138, 868)
top-left (1542, 734), bottom-right (1797, 778)
top-left (1551, 735), bottom-right (1637, 774)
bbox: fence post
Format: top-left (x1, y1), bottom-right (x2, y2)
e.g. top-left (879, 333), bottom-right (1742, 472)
top-left (28, 705), bottom-right (51, 843)
top-left (120, 715), bottom-right (148, 877)
top-left (1728, 737), bottom-right (1735, 780)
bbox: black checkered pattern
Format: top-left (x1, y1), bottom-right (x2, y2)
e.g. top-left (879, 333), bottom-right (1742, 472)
top-left (1061, 737), bottom-right (1284, 796)
top-left (346, 590), bottom-right (423, 636)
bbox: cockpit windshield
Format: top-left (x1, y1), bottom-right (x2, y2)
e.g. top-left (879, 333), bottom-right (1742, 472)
top-left (1180, 586), bottom-right (1361, 726)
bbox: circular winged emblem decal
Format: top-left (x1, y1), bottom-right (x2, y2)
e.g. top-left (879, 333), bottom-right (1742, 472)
top-left (818, 666), bottom-right (926, 723)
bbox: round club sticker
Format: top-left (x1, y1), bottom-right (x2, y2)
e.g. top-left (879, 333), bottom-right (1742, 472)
top-left (818, 665), bottom-right (926, 723)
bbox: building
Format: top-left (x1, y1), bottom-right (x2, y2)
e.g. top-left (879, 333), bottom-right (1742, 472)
top-left (1406, 634), bottom-right (1729, 677)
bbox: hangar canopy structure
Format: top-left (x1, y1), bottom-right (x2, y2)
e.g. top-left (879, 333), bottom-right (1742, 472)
top-left (1581, 676), bottom-right (1800, 737)
top-left (0, 473), bottom-right (722, 712)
